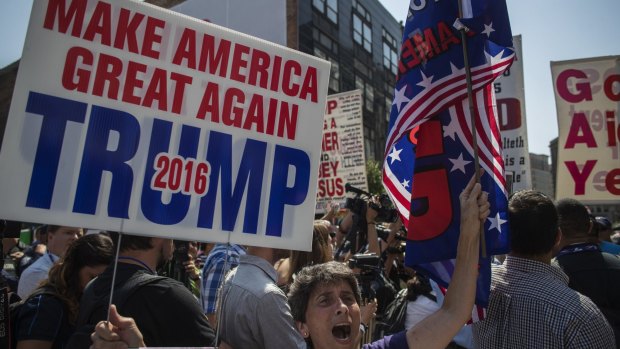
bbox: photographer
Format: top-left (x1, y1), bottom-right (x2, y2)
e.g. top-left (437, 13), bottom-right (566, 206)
top-left (381, 222), bottom-right (412, 287)
top-left (336, 184), bottom-right (399, 262)
top-left (159, 240), bottom-right (201, 297)
top-left (366, 200), bottom-right (382, 257)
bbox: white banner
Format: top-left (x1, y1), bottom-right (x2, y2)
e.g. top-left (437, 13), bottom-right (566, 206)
top-left (316, 90), bottom-right (367, 213)
top-left (551, 56), bottom-right (620, 202)
top-left (493, 35), bottom-right (532, 193)
top-left (0, 0), bottom-right (330, 251)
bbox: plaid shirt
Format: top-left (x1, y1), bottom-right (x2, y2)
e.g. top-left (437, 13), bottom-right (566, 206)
top-left (200, 244), bottom-right (246, 314)
top-left (473, 256), bottom-right (615, 348)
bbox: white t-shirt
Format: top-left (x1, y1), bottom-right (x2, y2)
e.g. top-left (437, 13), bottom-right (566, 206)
top-left (405, 294), bottom-right (441, 329)
top-left (405, 280), bottom-right (474, 348)
top-left (17, 253), bottom-right (58, 299)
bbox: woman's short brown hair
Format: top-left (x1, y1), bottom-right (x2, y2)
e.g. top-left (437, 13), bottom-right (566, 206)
top-left (288, 261), bottom-right (361, 323)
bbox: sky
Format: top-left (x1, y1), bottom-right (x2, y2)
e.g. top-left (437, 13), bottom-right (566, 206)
top-left (1, 0), bottom-right (619, 156)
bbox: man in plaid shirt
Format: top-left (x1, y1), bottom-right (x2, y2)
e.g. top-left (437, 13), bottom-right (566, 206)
top-left (473, 190), bottom-right (615, 348)
top-left (200, 244), bottom-right (246, 326)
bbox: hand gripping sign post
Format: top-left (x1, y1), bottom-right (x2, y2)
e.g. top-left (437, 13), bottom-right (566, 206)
top-left (0, 0), bottom-right (330, 252)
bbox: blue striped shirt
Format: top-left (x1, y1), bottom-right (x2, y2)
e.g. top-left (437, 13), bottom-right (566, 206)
top-left (200, 244), bottom-right (246, 314)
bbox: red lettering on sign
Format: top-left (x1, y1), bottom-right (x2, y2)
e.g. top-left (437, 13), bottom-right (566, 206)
top-left (606, 169), bottom-right (620, 195)
top-left (322, 132), bottom-right (339, 151)
top-left (152, 153), bottom-right (210, 196)
top-left (62, 46), bottom-right (92, 93)
top-left (556, 69), bottom-right (592, 103)
top-left (565, 160), bottom-right (597, 195)
top-left (62, 48), bottom-right (192, 115)
top-left (196, 82), bottom-right (298, 140)
top-left (604, 74), bottom-right (620, 101)
top-left (45, 0), bottom-right (163, 59)
top-left (565, 112), bottom-right (597, 148)
top-left (326, 100), bottom-right (338, 115)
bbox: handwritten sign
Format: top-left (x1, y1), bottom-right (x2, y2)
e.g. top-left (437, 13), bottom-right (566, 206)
top-left (493, 35), bottom-right (532, 193)
top-left (315, 90), bottom-right (367, 213)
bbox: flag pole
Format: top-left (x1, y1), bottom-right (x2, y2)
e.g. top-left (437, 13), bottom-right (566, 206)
top-left (458, 0), bottom-right (487, 258)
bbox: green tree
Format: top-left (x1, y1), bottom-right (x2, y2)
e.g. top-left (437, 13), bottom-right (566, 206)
top-left (366, 159), bottom-right (385, 194)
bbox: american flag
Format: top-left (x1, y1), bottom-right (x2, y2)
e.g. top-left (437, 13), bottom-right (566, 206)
top-left (382, 0), bottom-right (514, 321)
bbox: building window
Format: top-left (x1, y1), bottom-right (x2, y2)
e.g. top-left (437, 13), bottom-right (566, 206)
top-left (313, 0), bottom-right (338, 24)
top-left (353, 58), bottom-right (371, 79)
top-left (352, 1), bottom-right (372, 53)
top-left (364, 126), bottom-right (376, 161)
top-left (366, 84), bottom-right (374, 112)
top-left (329, 59), bottom-right (340, 92)
top-left (313, 27), bottom-right (338, 55)
top-left (314, 47), bottom-right (340, 93)
top-left (356, 75), bottom-right (374, 112)
top-left (382, 28), bottom-right (398, 75)
top-left (385, 96), bottom-right (392, 122)
top-left (353, 0), bottom-right (371, 22)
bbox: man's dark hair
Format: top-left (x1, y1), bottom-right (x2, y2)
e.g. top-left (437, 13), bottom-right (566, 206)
top-left (108, 232), bottom-right (153, 252)
top-left (288, 261), bottom-right (361, 323)
top-left (556, 198), bottom-right (591, 238)
top-left (508, 190), bottom-right (558, 256)
top-left (47, 225), bottom-right (61, 234)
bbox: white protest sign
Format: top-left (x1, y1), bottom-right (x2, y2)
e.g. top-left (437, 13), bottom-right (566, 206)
top-left (0, 0), bottom-right (330, 251)
top-left (551, 56), bottom-right (620, 202)
top-left (316, 90), bottom-right (367, 213)
top-left (493, 35), bottom-right (532, 193)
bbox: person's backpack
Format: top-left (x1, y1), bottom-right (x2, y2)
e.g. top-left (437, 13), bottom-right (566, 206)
top-left (65, 272), bottom-right (166, 349)
top-left (7, 286), bottom-right (58, 349)
top-left (376, 288), bottom-right (409, 336)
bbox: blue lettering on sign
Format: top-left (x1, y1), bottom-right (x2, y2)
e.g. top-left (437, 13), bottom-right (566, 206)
top-left (73, 106), bottom-right (140, 218)
top-left (26, 92), bottom-right (87, 209)
top-left (198, 131), bottom-right (266, 234)
top-left (23, 92), bottom-right (312, 238)
top-left (141, 120), bottom-right (200, 224)
top-left (266, 145), bottom-right (310, 236)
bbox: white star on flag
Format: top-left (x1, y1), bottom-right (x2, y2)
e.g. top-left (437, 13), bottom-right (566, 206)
top-left (485, 49), bottom-right (505, 66)
top-left (449, 62), bottom-right (465, 75)
top-left (417, 71), bottom-right (434, 89)
top-left (401, 179), bottom-right (410, 188)
top-left (449, 153), bottom-right (471, 174)
top-left (392, 86), bottom-right (411, 113)
top-left (487, 211), bottom-right (507, 232)
top-left (443, 117), bottom-right (460, 141)
top-left (482, 22), bottom-right (495, 37)
top-left (388, 147), bottom-right (403, 164)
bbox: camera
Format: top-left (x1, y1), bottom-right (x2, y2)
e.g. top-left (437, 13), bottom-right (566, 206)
top-left (349, 253), bottom-right (398, 314)
top-left (348, 253), bottom-right (382, 299)
top-left (376, 226), bottom-right (407, 242)
top-left (344, 184), bottom-right (398, 223)
top-left (174, 240), bottom-right (190, 264)
top-left (348, 253), bottom-right (381, 271)
top-left (386, 244), bottom-right (406, 255)
top-left (169, 240), bottom-right (190, 284)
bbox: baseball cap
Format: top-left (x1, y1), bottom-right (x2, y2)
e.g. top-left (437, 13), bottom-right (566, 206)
top-left (595, 216), bottom-right (612, 230)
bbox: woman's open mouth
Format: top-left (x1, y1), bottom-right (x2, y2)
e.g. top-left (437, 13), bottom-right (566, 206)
top-left (332, 323), bottom-right (352, 341)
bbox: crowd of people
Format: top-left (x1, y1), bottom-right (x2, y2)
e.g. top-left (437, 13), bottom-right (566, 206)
top-left (1, 175), bottom-right (619, 348)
